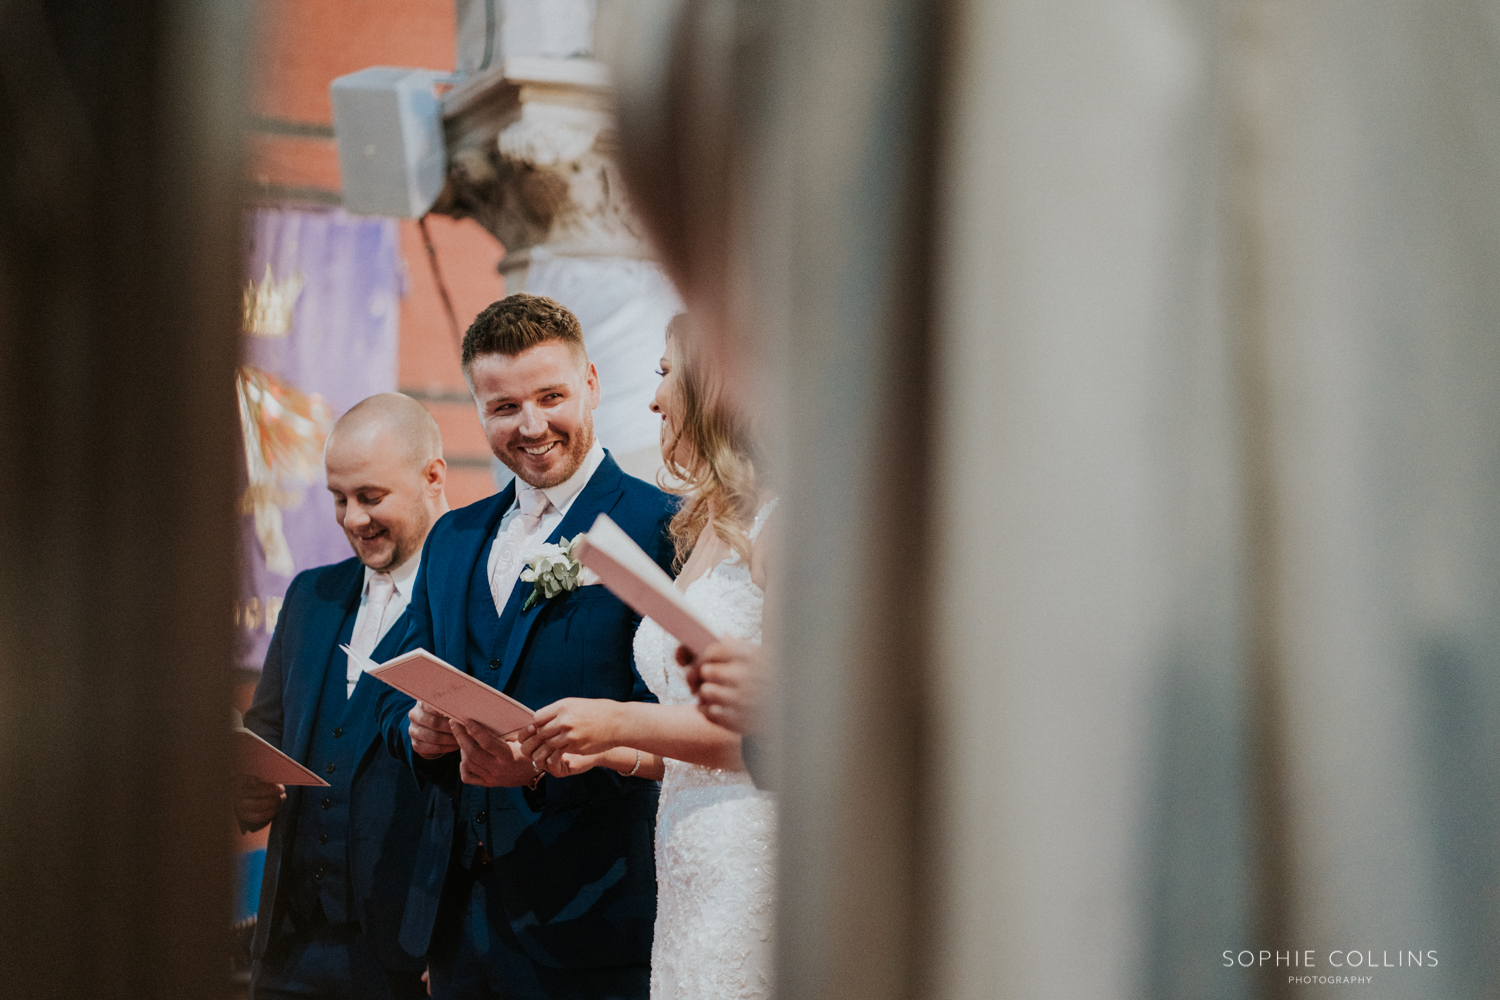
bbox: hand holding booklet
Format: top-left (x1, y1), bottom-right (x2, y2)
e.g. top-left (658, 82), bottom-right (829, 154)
top-left (232, 719), bottom-right (329, 787)
top-left (573, 513), bottom-right (720, 658)
top-left (347, 645), bottom-right (536, 740)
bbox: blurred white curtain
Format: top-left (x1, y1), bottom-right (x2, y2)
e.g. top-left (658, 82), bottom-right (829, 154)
top-left (929, 2), bottom-right (1500, 999)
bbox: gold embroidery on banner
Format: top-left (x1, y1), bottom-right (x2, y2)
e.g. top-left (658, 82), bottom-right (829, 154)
top-left (242, 264), bottom-right (305, 337)
top-left (236, 366), bottom-right (333, 577)
top-left (234, 595), bottom-right (286, 634)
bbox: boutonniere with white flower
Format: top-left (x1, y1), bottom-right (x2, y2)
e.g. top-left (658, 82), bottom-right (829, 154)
top-left (520, 534), bottom-right (598, 611)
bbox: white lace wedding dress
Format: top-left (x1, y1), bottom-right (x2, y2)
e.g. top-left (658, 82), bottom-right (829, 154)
top-left (632, 501), bottom-right (778, 1000)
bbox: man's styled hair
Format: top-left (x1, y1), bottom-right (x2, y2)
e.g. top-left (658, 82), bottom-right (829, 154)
top-left (461, 293), bottom-right (586, 369)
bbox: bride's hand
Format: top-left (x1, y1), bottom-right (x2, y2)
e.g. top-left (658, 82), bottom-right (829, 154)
top-left (678, 637), bottom-right (767, 736)
top-left (522, 698), bottom-right (625, 762)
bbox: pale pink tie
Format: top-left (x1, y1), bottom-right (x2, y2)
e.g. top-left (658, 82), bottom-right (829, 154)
top-left (489, 485), bottom-right (551, 617)
top-left (347, 571), bottom-right (395, 695)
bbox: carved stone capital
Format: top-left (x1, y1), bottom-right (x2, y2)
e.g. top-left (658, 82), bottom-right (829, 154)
top-left (434, 57), bottom-right (651, 262)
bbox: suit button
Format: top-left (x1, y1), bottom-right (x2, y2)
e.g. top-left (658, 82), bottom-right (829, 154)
top-left (475, 811), bottom-right (487, 824)
top-left (320, 798), bottom-right (331, 810)
top-left (488, 658), bottom-right (501, 671)
top-left (333, 727), bottom-right (344, 738)
top-left (313, 865), bottom-right (324, 880)
top-left (325, 762), bottom-right (336, 774)
top-left (318, 833), bottom-right (328, 845)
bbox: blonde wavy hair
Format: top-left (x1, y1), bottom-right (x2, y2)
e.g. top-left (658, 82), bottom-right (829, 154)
top-left (659, 315), bottom-right (765, 570)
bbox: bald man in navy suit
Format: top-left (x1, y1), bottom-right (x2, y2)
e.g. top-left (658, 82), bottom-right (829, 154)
top-left (238, 394), bottom-right (450, 1000)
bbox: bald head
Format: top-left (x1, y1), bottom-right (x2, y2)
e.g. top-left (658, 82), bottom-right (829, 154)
top-left (328, 392), bottom-right (443, 472)
top-left (325, 393), bottom-right (448, 572)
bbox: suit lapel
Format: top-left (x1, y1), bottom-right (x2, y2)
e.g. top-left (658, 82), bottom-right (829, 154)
top-left (441, 483), bottom-right (515, 667)
top-left (493, 455), bottom-right (626, 694)
top-left (348, 608), bottom-right (415, 774)
top-left (286, 560), bottom-right (362, 767)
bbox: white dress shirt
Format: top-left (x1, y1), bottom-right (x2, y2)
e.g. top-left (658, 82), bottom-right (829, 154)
top-left (485, 440), bottom-right (606, 590)
top-left (345, 545), bottom-right (423, 695)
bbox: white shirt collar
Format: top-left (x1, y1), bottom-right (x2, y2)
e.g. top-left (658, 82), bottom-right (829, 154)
top-left (524, 440), bottom-right (606, 518)
top-left (364, 541), bottom-right (424, 599)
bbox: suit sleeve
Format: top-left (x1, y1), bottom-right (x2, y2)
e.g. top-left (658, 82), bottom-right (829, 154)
top-left (243, 571), bottom-right (302, 749)
top-left (374, 529), bottom-right (460, 790)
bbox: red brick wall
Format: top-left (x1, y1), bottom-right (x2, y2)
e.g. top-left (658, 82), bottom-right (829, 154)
top-left (396, 216), bottom-right (504, 507)
top-left (247, 0), bottom-right (503, 510)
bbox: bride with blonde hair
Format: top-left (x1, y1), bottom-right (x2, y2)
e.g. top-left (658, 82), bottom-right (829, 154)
top-left (520, 314), bottom-right (778, 1000)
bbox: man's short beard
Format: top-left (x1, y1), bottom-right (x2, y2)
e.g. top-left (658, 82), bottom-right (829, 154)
top-left (505, 410), bottom-right (595, 489)
top-left (356, 526), bottom-right (417, 572)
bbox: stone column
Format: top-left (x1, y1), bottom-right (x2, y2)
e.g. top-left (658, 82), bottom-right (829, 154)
top-left (436, 4), bottom-right (678, 484)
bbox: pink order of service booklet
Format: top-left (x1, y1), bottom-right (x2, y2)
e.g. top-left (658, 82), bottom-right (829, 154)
top-left (573, 513), bottom-right (720, 659)
top-left (232, 725), bottom-right (330, 787)
top-left (347, 646), bottom-right (536, 740)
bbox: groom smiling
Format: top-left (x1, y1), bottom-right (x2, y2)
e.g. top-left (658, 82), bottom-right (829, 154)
top-left (375, 294), bottom-right (676, 1000)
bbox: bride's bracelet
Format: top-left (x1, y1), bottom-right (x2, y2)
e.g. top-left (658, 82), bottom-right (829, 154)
top-left (626, 748), bottom-right (642, 777)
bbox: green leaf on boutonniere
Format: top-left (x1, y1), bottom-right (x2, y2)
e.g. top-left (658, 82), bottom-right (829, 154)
top-left (519, 534), bottom-right (586, 613)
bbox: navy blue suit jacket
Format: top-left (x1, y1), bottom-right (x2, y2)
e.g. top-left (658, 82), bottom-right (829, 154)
top-left (376, 451), bottom-right (676, 969)
top-left (244, 556), bottom-right (428, 970)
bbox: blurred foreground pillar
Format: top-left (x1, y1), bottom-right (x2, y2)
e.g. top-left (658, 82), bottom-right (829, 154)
top-left (928, 1), bottom-right (1500, 999)
top-left (0, 1), bottom-right (245, 997)
top-left (609, 0), bottom-right (1500, 998)
top-left (764, 3), bottom-right (941, 1000)
top-left (927, 2), bottom-right (1252, 996)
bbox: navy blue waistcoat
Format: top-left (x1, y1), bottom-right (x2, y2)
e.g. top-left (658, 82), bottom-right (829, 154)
top-left (245, 557), bottom-right (429, 973)
top-left (283, 607), bottom-right (367, 923)
top-left (456, 548), bottom-right (514, 870)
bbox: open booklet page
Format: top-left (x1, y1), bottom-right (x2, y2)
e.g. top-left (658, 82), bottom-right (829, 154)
top-left (573, 513), bottom-right (720, 658)
top-left (348, 646), bottom-right (536, 739)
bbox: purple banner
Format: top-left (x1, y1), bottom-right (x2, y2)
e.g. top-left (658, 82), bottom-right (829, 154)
top-left (236, 206), bottom-right (403, 670)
